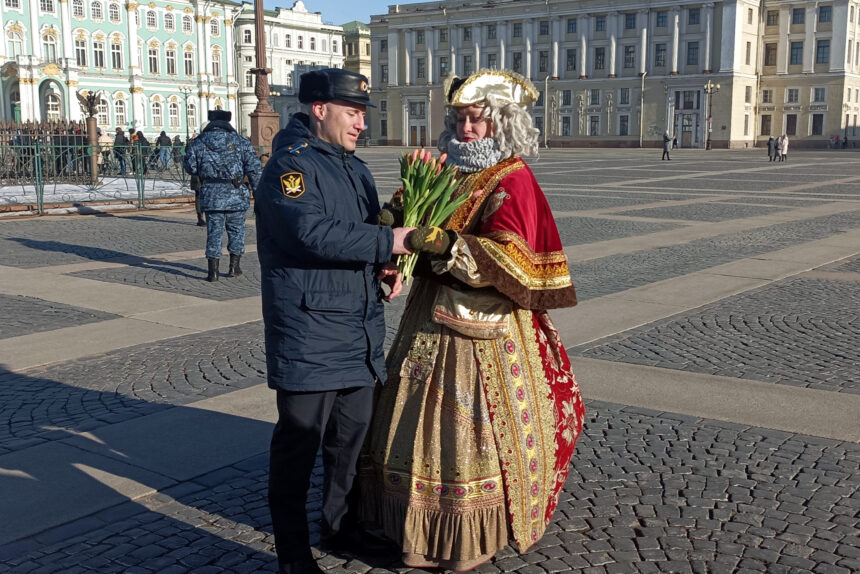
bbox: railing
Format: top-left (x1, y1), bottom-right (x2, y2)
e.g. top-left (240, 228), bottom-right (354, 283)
top-left (0, 140), bottom-right (192, 214)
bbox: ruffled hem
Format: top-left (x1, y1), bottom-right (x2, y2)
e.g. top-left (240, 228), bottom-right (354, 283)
top-left (360, 482), bottom-right (510, 565)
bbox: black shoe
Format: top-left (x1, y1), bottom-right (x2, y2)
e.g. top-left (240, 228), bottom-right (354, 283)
top-left (227, 254), bottom-right (242, 277)
top-left (206, 258), bottom-right (219, 282)
top-left (196, 217), bottom-right (206, 227)
top-left (319, 528), bottom-right (397, 558)
top-left (277, 558), bottom-right (324, 574)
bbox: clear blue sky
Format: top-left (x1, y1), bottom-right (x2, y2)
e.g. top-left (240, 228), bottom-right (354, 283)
top-left (263, 0), bottom-right (392, 25)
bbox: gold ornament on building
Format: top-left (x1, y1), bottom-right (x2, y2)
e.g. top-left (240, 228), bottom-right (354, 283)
top-left (131, 87), bottom-right (144, 93)
top-left (127, 2), bottom-right (139, 11)
top-left (41, 62), bottom-right (62, 77)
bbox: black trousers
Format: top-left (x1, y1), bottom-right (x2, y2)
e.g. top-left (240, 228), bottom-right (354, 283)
top-left (268, 386), bottom-right (374, 564)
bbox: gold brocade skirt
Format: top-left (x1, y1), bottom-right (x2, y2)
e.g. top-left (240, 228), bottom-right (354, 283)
top-left (361, 278), bottom-right (584, 571)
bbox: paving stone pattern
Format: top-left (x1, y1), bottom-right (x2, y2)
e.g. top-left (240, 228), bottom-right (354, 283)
top-left (571, 210), bottom-right (860, 301)
top-left (718, 197), bottom-right (835, 207)
top-left (555, 217), bottom-right (681, 246)
top-left (571, 278), bottom-right (860, 394)
top-left (1, 402), bottom-right (857, 574)
top-left (71, 256), bottom-right (262, 301)
top-left (0, 294), bottom-right (117, 340)
top-left (832, 256), bottom-right (860, 274)
top-left (0, 214), bottom-right (255, 269)
top-left (0, 322), bottom-right (266, 455)
top-left (614, 203), bottom-right (787, 222)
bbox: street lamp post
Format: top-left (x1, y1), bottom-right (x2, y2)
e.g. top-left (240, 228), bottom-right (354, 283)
top-left (179, 86), bottom-right (192, 144)
top-left (704, 79), bottom-right (720, 150)
top-left (639, 71), bottom-right (647, 148)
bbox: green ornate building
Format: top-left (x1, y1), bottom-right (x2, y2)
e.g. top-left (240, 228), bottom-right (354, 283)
top-left (1, 0), bottom-right (239, 137)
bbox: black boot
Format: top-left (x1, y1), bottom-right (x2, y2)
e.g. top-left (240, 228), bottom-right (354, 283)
top-left (206, 258), bottom-right (219, 282)
top-left (227, 254), bottom-right (242, 278)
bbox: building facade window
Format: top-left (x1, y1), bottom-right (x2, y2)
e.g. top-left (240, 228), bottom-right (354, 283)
top-left (655, 43), bottom-right (666, 67)
top-left (187, 103), bottom-right (197, 130)
top-left (766, 11), bottom-right (778, 26)
top-left (75, 38), bottom-right (87, 67)
top-left (487, 53), bottom-right (497, 69)
top-left (6, 0), bottom-right (21, 8)
top-left (656, 11), bottom-right (667, 28)
top-left (245, 70), bottom-right (253, 88)
top-left (540, 20), bottom-right (549, 35)
top-left (285, 34), bottom-right (291, 48)
top-left (210, 19), bottom-right (219, 36)
top-left (164, 13), bottom-right (174, 32)
top-left (792, 8), bottom-right (804, 24)
top-left (786, 114), bottom-right (797, 135)
top-left (7, 31), bottom-right (23, 57)
top-left (73, 0), bottom-right (84, 18)
top-left (148, 47), bottom-right (158, 74)
top-left (512, 52), bottom-right (522, 73)
top-left (41, 0), bottom-right (55, 12)
top-left (539, 50), bottom-right (548, 72)
top-left (687, 42), bottom-right (699, 66)
top-left (745, 42), bottom-right (751, 65)
top-left (244, 30), bottom-right (251, 43)
top-left (439, 56), bottom-right (448, 76)
top-left (416, 30), bottom-right (424, 45)
top-left (111, 42), bottom-right (122, 68)
top-left (566, 48), bottom-right (576, 71)
top-left (762, 89), bottom-right (772, 103)
top-left (625, 13), bottom-right (635, 30)
top-left (760, 114), bottom-right (771, 135)
top-left (595, 47), bottom-right (605, 70)
top-left (689, 8), bottom-right (700, 25)
top-left (166, 48), bottom-right (176, 75)
top-left (438, 30), bottom-right (446, 44)
top-left (620, 88), bottom-right (630, 105)
top-left (590, 88), bottom-right (600, 105)
top-left (624, 45), bottom-right (635, 68)
top-left (184, 51), bottom-right (194, 75)
top-left (463, 54), bottom-right (473, 75)
top-left (152, 102), bottom-right (162, 126)
top-left (513, 23), bottom-right (522, 38)
top-left (109, 2), bottom-right (120, 22)
top-left (816, 40), bottom-right (830, 64)
top-left (182, 15), bottom-right (192, 33)
top-left (94, 40), bottom-right (105, 68)
top-left (91, 1), bottom-right (103, 20)
top-left (310, 37), bottom-right (315, 51)
top-left (790, 42), bottom-right (803, 65)
top-left (463, 27), bottom-right (471, 42)
top-left (298, 36), bottom-right (303, 49)
top-left (562, 116), bottom-right (571, 136)
top-left (487, 25), bottom-right (496, 40)
top-left (114, 99), bottom-right (126, 126)
top-left (787, 88), bottom-right (799, 103)
top-left (169, 103), bottom-right (180, 128)
top-left (416, 57), bottom-right (425, 79)
top-left (589, 115), bottom-right (599, 136)
top-left (745, 86), bottom-right (752, 103)
top-left (813, 87), bottom-right (825, 102)
top-left (595, 15), bottom-right (606, 32)
top-left (212, 51), bottom-right (221, 78)
top-left (765, 43), bottom-right (777, 66)
top-left (146, 10), bottom-right (156, 28)
top-left (562, 90), bottom-right (571, 106)
top-left (819, 6), bottom-right (832, 23)
top-left (380, 64), bottom-right (388, 83)
top-left (567, 18), bottom-right (577, 34)
top-left (620, 115), bottom-right (629, 136)
top-left (42, 34), bottom-right (58, 62)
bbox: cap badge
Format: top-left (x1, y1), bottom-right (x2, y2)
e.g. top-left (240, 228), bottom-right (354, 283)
top-left (359, 80), bottom-right (369, 93)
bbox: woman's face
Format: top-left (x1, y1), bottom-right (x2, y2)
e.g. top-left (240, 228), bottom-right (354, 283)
top-left (456, 105), bottom-right (494, 142)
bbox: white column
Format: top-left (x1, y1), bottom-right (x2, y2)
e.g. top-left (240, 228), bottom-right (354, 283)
top-left (639, 10), bottom-right (648, 76)
top-left (473, 24), bottom-right (480, 69)
top-left (403, 30), bottom-right (411, 85)
top-left (608, 12), bottom-right (618, 77)
top-left (551, 17), bottom-right (560, 78)
top-left (126, 4), bottom-right (139, 70)
top-left (21, 78), bottom-right (38, 121)
top-left (579, 16), bottom-right (588, 78)
top-left (0, 1), bottom-right (5, 62)
top-left (60, 0), bottom-right (73, 64)
top-left (525, 18), bottom-right (533, 78)
top-left (29, 0), bottom-right (41, 58)
top-left (225, 10), bottom-right (235, 82)
top-left (703, 3), bottom-right (714, 72)
top-left (196, 14), bottom-right (207, 78)
top-left (803, 4), bottom-right (816, 73)
top-left (719, 0), bottom-right (740, 72)
top-left (426, 26), bottom-right (433, 83)
top-left (449, 26), bottom-right (456, 76)
top-left (499, 22), bottom-right (507, 69)
top-left (777, 6), bottom-right (790, 74)
top-left (388, 31), bottom-right (399, 85)
top-left (670, 7), bottom-right (680, 75)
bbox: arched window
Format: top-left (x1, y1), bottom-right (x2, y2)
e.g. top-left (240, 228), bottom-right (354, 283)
top-left (97, 99), bottom-right (109, 126)
top-left (40, 0), bottom-right (55, 13)
top-left (114, 99), bottom-right (126, 125)
top-left (187, 102), bottom-right (197, 130)
top-left (211, 49), bottom-right (221, 78)
top-left (148, 45), bottom-right (159, 74)
top-left (243, 30), bottom-right (251, 44)
top-left (7, 31), bottom-right (24, 58)
top-left (169, 102), bottom-right (180, 128)
top-left (110, 39), bottom-right (122, 68)
top-left (91, 1), bottom-right (102, 20)
top-left (72, 0), bottom-right (84, 18)
top-left (184, 49), bottom-right (194, 75)
top-left (74, 38), bottom-right (87, 66)
top-left (245, 69), bottom-right (254, 88)
top-left (151, 101), bottom-right (163, 125)
top-left (93, 40), bottom-right (105, 67)
top-left (166, 47), bottom-right (177, 75)
top-left (182, 15), bottom-right (192, 33)
top-left (209, 19), bottom-right (219, 37)
top-left (108, 3), bottom-right (121, 22)
top-left (42, 34), bottom-right (58, 63)
top-left (164, 13), bottom-right (175, 32)
top-left (146, 10), bottom-right (157, 28)
top-left (45, 92), bottom-right (62, 121)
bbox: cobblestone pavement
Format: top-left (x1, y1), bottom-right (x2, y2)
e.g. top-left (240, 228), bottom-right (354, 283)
top-left (0, 214), bottom-right (255, 268)
top-left (0, 322), bottom-right (265, 455)
top-left (1, 149), bottom-right (858, 574)
top-left (71, 256), bottom-right (263, 301)
top-left (572, 276), bottom-right (860, 394)
top-left (0, 294), bottom-right (117, 340)
top-left (573, 211), bottom-right (860, 301)
top-left (1, 403), bottom-right (857, 574)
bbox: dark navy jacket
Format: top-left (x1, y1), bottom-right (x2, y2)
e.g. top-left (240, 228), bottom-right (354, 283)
top-left (255, 113), bottom-right (394, 392)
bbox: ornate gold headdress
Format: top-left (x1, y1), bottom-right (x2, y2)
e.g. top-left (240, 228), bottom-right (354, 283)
top-left (443, 69), bottom-right (539, 107)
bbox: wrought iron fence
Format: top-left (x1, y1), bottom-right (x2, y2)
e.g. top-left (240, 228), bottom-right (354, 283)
top-left (0, 120), bottom-right (192, 214)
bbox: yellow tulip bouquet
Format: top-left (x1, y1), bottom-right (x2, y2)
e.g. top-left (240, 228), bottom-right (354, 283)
top-left (397, 148), bottom-right (466, 283)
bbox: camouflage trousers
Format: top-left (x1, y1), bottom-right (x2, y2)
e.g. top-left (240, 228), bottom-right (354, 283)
top-left (205, 210), bottom-right (246, 260)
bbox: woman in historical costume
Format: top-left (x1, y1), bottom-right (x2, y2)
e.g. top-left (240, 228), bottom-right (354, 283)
top-left (361, 70), bottom-right (586, 572)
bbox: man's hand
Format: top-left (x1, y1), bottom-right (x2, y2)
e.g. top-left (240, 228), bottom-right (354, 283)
top-left (378, 263), bottom-right (403, 301)
top-left (392, 227), bottom-right (415, 255)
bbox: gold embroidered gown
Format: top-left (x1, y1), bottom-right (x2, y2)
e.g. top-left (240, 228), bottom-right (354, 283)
top-left (362, 157), bottom-right (585, 571)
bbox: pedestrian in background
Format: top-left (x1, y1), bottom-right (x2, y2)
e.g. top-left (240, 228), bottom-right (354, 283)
top-left (171, 134), bottom-right (183, 167)
top-left (662, 130), bottom-right (672, 160)
top-left (779, 134), bottom-right (789, 162)
top-left (254, 68), bottom-right (412, 574)
top-left (156, 130), bottom-right (172, 170)
top-left (97, 128), bottom-right (113, 174)
top-left (767, 136), bottom-right (777, 162)
top-left (183, 110), bottom-right (262, 282)
top-left (113, 127), bottom-right (128, 175)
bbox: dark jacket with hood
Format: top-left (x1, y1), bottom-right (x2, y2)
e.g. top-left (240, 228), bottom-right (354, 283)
top-left (255, 112), bottom-right (394, 392)
top-left (183, 120), bottom-right (262, 211)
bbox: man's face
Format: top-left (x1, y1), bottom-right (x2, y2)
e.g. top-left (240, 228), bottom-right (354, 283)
top-left (311, 99), bottom-right (367, 152)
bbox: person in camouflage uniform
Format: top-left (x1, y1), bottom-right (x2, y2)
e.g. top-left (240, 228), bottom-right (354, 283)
top-left (183, 110), bottom-right (262, 282)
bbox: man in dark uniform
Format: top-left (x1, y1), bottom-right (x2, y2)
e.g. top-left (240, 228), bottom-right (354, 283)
top-left (184, 110), bottom-right (262, 281)
top-left (254, 69), bottom-right (413, 574)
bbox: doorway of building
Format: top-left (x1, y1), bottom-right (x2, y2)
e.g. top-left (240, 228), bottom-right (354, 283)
top-left (410, 125), bottom-right (426, 146)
